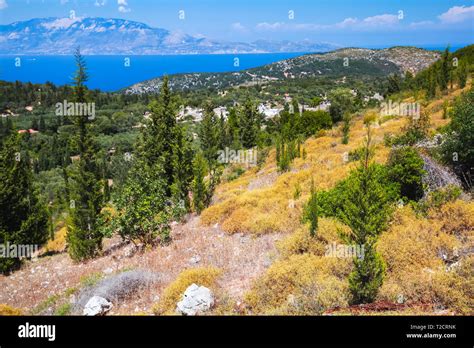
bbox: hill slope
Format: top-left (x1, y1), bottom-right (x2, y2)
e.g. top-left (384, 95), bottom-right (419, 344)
top-left (125, 46), bottom-right (440, 94)
top-left (0, 81), bottom-right (471, 316)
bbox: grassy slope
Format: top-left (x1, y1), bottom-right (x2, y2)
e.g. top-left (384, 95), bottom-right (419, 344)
top-left (1, 82), bottom-right (472, 316)
top-left (201, 82), bottom-right (474, 315)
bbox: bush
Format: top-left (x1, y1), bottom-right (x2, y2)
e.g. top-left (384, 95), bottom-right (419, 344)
top-left (441, 87), bottom-right (474, 187)
top-left (387, 147), bottom-right (426, 201)
top-left (0, 304), bottom-right (22, 315)
top-left (111, 160), bottom-right (171, 246)
top-left (277, 219), bottom-right (350, 259)
top-left (328, 88), bottom-right (355, 123)
top-left (390, 112), bottom-right (430, 146)
top-left (348, 242), bottom-right (386, 304)
top-left (298, 110), bottom-right (332, 136)
top-left (44, 225), bottom-right (67, 254)
top-left (245, 254), bottom-right (351, 314)
top-left (378, 200), bottom-right (474, 313)
top-left (413, 185), bottom-right (462, 214)
top-left (377, 203), bottom-right (473, 314)
top-left (153, 267), bottom-right (222, 315)
top-left (302, 180), bottom-right (318, 236)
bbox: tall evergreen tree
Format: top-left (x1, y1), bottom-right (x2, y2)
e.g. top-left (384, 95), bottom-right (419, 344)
top-left (439, 46), bottom-right (451, 92)
top-left (66, 48), bottom-right (104, 261)
top-left (240, 99), bottom-right (259, 148)
top-left (140, 76), bottom-right (177, 195)
top-left (457, 60), bottom-right (468, 89)
top-left (0, 132), bottom-right (49, 274)
top-left (303, 178), bottom-right (319, 237)
top-left (427, 69), bottom-right (437, 99)
top-left (227, 107), bottom-right (241, 149)
top-left (192, 152), bottom-right (208, 213)
top-left (171, 125), bottom-right (195, 209)
top-left (200, 102), bottom-right (220, 167)
top-left (334, 127), bottom-right (392, 303)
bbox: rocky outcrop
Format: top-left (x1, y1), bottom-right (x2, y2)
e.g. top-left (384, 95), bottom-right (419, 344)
top-left (176, 284), bottom-right (214, 316)
top-left (83, 296), bottom-right (113, 316)
top-left (420, 154), bottom-right (462, 193)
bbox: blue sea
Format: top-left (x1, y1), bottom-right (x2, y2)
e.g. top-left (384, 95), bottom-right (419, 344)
top-left (0, 46), bottom-right (466, 92)
top-left (0, 53), bottom-right (304, 92)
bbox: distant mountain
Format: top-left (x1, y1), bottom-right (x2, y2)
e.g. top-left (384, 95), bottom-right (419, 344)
top-left (0, 17), bottom-right (339, 55)
top-left (124, 46), bottom-right (440, 94)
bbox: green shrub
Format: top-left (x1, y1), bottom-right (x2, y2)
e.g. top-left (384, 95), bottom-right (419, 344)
top-left (387, 147), bottom-right (426, 201)
top-left (441, 87), bottom-right (474, 188)
top-left (111, 160), bottom-right (171, 245)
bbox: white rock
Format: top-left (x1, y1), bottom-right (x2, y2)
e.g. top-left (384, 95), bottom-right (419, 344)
top-left (176, 284), bottom-right (214, 316)
top-left (189, 255), bottom-right (201, 264)
top-left (83, 296), bottom-right (113, 316)
top-left (103, 267), bottom-right (113, 274)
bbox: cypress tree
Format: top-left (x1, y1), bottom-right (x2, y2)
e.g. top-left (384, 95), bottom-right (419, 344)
top-left (199, 103), bottom-right (221, 205)
top-left (427, 70), bottom-right (437, 99)
top-left (458, 60), bottom-right (468, 89)
top-left (439, 46), bottom-right (451, 92)
top-left (240, 99), bottom-right (258, 148)
top-left (227, 107), bottom-right (241, 149)
top-left (303, 178), bottom-right (319, 237)
top-left (66, 48), bottom-right (104, 261)
top-left (335, 127), bottom-right (391, 303)
top-left (171, 125), bottom-right (195, 209)
top-left (140, 76), bottom-right (177, 195)
top-left (0, 132), bottom-right (49, 274)
top-left (192, 152), bottom-right (207, 213)
top-left (200, 103), bottom-right (220, 165)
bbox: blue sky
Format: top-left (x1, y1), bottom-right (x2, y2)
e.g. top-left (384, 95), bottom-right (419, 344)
top-left (0, 0), bottom-right (473, 46)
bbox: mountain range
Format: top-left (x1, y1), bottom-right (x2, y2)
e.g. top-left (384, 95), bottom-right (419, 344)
top-left (0, 17), bottom-right (339, 55)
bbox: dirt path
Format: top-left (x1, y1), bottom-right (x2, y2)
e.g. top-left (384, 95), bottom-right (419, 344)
top-left (0, 215), bottom-right (284, 314)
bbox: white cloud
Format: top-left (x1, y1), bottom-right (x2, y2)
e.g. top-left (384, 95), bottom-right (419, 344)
top-left (231, 22), bottom-right (247, 32)
top-left (409, 20), bottom-right (434, 28)
top-left (335, 17), bottom-right (358, 28)
top-left (255, 22), bottom-right (286, 31)
top-left (60, 0), bottom-right (68, 5)
top-left (0, 0), bottom-right (8, 10)
top-left (94, 0), bottom-right (106, 7)
top-left (117, 0), bottom-right (130, 13)
top-left (118, 5), bottom-right (130, 13)
top-left (255, 13), bottom-right (401, 32)
top-left (362, 14), bottom-right (399, 26)
top-left (438, 5), bottom-right (474, 23)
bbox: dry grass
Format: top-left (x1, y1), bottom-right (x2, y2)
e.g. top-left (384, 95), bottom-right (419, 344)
top-left (42, 226), bottom-right (67, 254)
top-left (0, 304), bottom-right (23, 315)
top-left (377, 200), bottom-right (474, 314)
top-left (277, 218), bottom-right (350, 259)
top-left (0, 215), bottom-right (281, 315)
top-left (202, 82), bottom-right (473, 236)
top-left (245, 253), bottom-right (352, 315)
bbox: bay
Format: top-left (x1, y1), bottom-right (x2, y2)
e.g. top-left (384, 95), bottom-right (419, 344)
top-left (0, 53), bottom-right (304, 92)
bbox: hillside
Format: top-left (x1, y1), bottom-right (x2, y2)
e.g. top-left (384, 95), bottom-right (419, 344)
top-left (1, 80), bottom-right (471, 316)
top-left (125, 46), bottom-right (439, 94)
